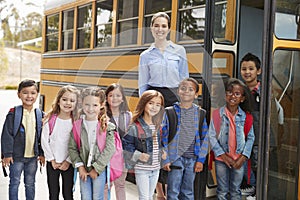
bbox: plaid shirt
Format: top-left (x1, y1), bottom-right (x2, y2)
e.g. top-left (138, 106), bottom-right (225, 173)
top-left (161, 103), bottom-right (209, 165)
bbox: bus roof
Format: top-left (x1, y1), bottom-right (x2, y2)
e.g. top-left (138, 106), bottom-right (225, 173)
top-left (45, 0), bottom-right (75, 11)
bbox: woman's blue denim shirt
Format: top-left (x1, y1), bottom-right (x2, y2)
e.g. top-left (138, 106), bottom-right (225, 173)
top-left (122, 116), bottom-right (161, 169)
top-left (208, 106), bottom-right (255, 159)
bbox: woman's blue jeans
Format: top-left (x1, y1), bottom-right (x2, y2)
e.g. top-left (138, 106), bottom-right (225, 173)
top-left (9, 157), bottom-right (38, 200)
top-left (215, 160), bottom-right (244, 200)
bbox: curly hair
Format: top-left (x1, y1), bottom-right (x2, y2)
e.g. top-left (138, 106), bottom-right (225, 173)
top-left (80, 87), bottom-right (107, 131)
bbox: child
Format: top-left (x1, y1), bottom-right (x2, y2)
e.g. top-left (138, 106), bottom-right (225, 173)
top-left (105, 83), bottom-right (132, 200)
top-left (208, 78), bottom-right (255, 200)
top-left (240, 53), bottom-right (261, 198)
top-left (161, 77), bottom-right (209, 200)
top-left (1, 79), bottom-right (45, 200)
top-left (41, 85), bottom-right (80, 200)
top-left (122, 90), bottom-right (164, 200)
top-left (68, 87), bottom-right (116, 200)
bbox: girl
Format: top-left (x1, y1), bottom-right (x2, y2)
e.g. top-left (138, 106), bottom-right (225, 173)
top-left (208, 78), bottom-right (255, 200)
top-left (105, 83), bottom-right (132, 200)
top-left (68, 87), bottom-right (116, 200)
top-left (41, 85), bottom-right (80, 200)
top-left (122, 90), bottom-right (164, 200)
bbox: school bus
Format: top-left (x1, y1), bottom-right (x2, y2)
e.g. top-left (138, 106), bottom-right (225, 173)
top-left (40, 0), bottom-right (300, 199)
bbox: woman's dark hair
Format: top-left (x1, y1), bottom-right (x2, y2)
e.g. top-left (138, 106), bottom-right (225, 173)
top-left (225, 78), bottom-right (252, 113)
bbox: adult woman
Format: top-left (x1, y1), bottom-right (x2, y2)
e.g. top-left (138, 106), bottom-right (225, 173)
top-left (138, 12), bottom-right (189, 107)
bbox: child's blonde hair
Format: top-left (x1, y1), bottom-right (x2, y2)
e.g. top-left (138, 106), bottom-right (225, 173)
top-left (132, 90), bottom-right (164, 130)
top-left (80, 87), bottom-right (107, 131)
top-left (46, 85), bottom-right (80, 121)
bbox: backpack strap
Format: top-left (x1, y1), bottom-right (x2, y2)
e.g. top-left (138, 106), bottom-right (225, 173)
top-left (13, 105), bottom-right (23, 137)
top-left (165, 106), bottom-right (177, 142)
top-left (48, 114), bottom-right (58, 135)
top-left (72, 119), bottom-right (83, 149)
top-left (198, 108), bottom-right (206, 139)
top-left (35, 108), bottom-right (43, 138)
top-left (135, 121), bottom-right (146, 139)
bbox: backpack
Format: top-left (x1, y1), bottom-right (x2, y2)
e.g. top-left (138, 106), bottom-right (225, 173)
top-left (208, 108), bottom-right (253, 184)
top-left (165, 106), bottom-right (206, 142)
top-left (47, 114), bottom-right (58, 135)
top-left (13, 105), bottom-right (43, 138)
top-left (72, 119), bottom-right (124, 182)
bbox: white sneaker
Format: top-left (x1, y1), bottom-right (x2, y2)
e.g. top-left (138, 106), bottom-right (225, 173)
top-left (241, 186), bottom-right (255, 196)
top-left (246, 195), bottom-right (256, 200)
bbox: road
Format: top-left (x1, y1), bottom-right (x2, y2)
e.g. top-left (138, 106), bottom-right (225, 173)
top-left (0, 90), bottom-right (139, 200)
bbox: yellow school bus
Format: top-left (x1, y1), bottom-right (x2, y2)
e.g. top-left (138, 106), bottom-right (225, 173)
top-left (40, 0), bottom-right (300, 199)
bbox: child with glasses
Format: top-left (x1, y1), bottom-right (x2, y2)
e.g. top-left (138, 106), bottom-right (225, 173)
top-left (208, 78), bottom-right (255, 200)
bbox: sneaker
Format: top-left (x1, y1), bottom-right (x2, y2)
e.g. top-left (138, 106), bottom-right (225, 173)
top-left (241, 186), bottom-right (255, 196)
top-left (246, 194), bottom-right (256, 200)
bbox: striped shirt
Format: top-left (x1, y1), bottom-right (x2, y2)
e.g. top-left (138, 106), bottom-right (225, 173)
top-left (135, 124), bottom-right (160, 170)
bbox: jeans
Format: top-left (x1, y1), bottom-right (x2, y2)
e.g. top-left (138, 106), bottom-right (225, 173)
top-left (167, 157), bottom-right (196, 200)
top-left (243, 145), bottom-right (258, 187)
top-left (80, 170), bottom-right (106, 200)
top-left (46, 161), bottom-right (74, 200)
top-left (135, 169), bottom-right (159, 200)
top-left (215, 160), bottom-right (244, 200)
top-left (9, 157), bottom-right (38, 200)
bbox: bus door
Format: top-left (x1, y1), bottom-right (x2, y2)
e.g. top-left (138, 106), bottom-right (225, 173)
top-left (265, 0), bottom-right (300, 199)
top-left (203, 0), bottom-right (239, 197)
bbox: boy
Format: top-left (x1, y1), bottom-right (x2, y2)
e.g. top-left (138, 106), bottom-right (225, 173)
top-left (240, 53), bottom-right (261, 199)
top-left (161, 77), bottom-right (209, 200)
top-left (1, 79), bottom-right (45, 200)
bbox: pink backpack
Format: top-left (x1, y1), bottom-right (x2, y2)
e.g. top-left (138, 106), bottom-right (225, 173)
top-left (72, 119), bottom-right (124, 182)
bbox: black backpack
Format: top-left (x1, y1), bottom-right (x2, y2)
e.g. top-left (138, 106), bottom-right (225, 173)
top-left (165, 106), bottom-right (206, 141)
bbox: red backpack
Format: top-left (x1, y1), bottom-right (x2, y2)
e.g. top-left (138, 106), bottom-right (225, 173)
top-left (72, 119), bottom-right (124, 182)
top-left (209, 108), bottom-right (253, 184)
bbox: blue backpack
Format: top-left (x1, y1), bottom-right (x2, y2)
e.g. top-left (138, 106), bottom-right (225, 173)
top-left (12, 105), bottom-right (43, 137)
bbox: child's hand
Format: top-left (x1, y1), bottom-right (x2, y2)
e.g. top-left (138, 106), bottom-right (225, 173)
top-left (139, 153), bottom-right (150, 162)
top-left (89, 168), bottom-right (99, 180)
top-left (59, 160), bottom-right (70, 171)
top-left (194, 162), bottom-right (203, 173)
top-left (38, 156), bottom-right (46, 167)
top-left (220, 153), bottom-right (234, 168)
top-left (51, 160), bottom-right (61, 169)
top-left (232, 155), bottom-right (247, 169)
top-left (2, 157), bottom-right (13, 167)
top-left (163, 163), bottom-right (171, 171)
top-left (78, 166), bottom-right (88, 182)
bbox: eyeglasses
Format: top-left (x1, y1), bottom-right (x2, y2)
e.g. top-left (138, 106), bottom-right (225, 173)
top-left (225, 91), bottom-right (243, 98)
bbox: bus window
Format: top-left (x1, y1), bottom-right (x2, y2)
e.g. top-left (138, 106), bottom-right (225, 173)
top-left (268, 50), bottom-right (300, 200)
top-left (95, 0), bottom-right (113, 48)
top-left (46, 13), bottom-right (59, 52)
top-left (275, 0), bottom-right (300, 40)
top-left (62, 9), bottom-right (74, 50)
top-left (143, 0), bottom-right (172, 44)
top-left (177, 0), bottom-right (206, 42)
top-left (116, 0), bottom-right (139, 46)
top-left (77, 4), bottom-right (92, 49)
top-left (213, 0), bottom-right (236, 44)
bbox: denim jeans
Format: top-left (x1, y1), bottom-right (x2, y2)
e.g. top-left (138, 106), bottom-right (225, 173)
top-left (167, 157), bottom-right (196, 200)
top-left (135, 169), bottom-right (159, 200)
top-left (215, 160), bottom-right (244, 200)
top-left (80, 170), bottom-right (106, 200)
top-left (9, 157), bottom-right (38, 200)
